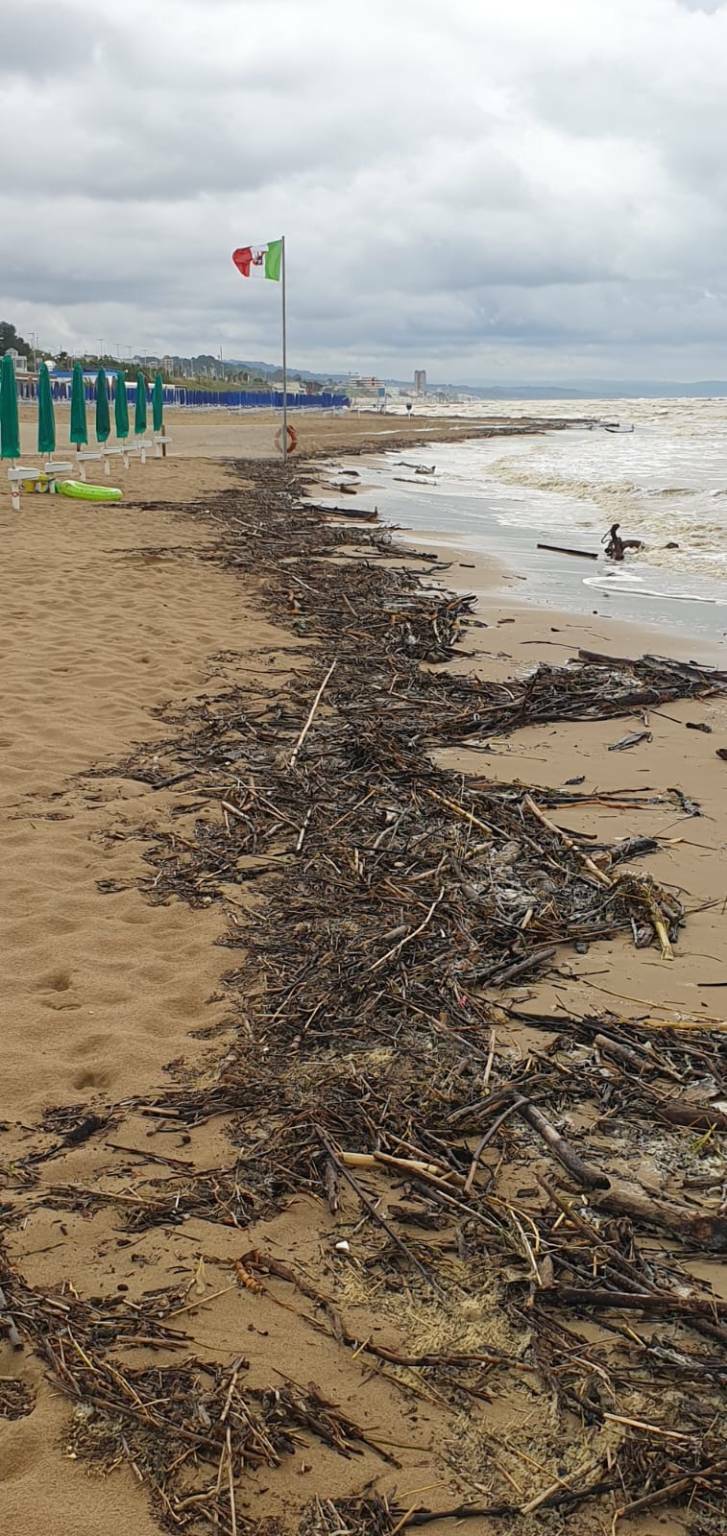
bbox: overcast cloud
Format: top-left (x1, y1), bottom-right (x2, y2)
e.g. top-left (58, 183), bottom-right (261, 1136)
top-left (2, 0), bottom-right (727, 382)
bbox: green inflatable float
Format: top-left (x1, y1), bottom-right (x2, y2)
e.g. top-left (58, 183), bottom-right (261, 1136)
top-left (56, 479), bottom-right (123, 503)
top-left (19, 473), bottom-right (122, 503)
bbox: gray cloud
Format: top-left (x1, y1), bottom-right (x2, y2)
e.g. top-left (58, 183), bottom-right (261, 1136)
top-left (0, 2), bottom-right (109, 78)
top-left (3, 0), bottom-right (727, 382)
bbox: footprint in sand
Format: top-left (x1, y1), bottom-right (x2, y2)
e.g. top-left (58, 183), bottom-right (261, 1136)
top-left (36, 969), bottom-right (73, 993)
top-left (71, 1067), bottom-right (112, 1091)
top-left (36, 970), bottom-right (84, 1011)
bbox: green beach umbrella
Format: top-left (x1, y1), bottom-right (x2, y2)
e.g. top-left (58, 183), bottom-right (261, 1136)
top-left (37, 361), bottom-right (56, 455)
top-left (114, 371), bottom-right (129, 440)
top-left (70, 362), bottom-right (88, 447)
top-left (152, 372), bottom-right (164, 433)
top-left (0, 352), bottom-right (21, 460)
top-left (135, 371), bottom-right (147, 435)
top-left (95, 367), bottom-right (110, 443)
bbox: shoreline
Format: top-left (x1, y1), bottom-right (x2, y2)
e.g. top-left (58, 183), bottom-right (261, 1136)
top-left (309, 434), bottom-right (727, 657)
top-left (1, 432), bottom-right (726, 1536)
top-left (398, 527), bottom-right (727, 670)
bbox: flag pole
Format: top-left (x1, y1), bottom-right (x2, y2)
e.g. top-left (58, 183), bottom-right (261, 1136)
top-left (281, 235), bottom-right (288, 465)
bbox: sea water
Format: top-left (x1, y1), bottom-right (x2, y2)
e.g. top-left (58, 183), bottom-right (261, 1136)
top-left (345, 399), bottom-right (727, 643)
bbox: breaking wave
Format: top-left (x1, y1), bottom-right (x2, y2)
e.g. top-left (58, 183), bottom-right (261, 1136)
top-left (487, 460), bottom-right (641, 500)
top-left (487, 460), bottom-right (701, 505)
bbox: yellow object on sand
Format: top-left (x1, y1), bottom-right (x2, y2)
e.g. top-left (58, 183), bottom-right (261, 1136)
top-left (20, 473), bottom-right (54, 493)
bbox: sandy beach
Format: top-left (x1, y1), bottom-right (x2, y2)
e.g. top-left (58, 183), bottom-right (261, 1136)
top-left (12, 401), bottom-right (557, 465)
top-left (1, 409), bottom-right (725, 1536)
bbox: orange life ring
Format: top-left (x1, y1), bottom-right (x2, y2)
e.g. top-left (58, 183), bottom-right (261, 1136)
top-left (275, 423), bottom-right (298, 453)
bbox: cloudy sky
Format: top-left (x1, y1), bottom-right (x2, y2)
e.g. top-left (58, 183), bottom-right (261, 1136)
top-left (2, 0), bottom-right (727, 383)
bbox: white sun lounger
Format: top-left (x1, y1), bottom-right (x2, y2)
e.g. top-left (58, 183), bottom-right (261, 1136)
top-left (7, 465), bottom-right (39, 511)
top-left (75, 449), bottom-right (107, 480)
top-left (124, 438), bottom-right (153, 464)
top-left (8, 461), bottom-right (76, 509)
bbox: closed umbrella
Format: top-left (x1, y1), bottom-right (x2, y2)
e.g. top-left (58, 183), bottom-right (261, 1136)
top-left (0, 352), bottom-right (21, 460)
top-left (95, 367), bottom-right (110, 443)
top-left (152, 372), bottom-right (164, 433)
top-left (37, 361), bottom-right (56, 455)
top-left (114, 371), bottom-right (129, 440)
top-left (70, 362), bottom-right (88, 447)
top-left (135, 371), bottom-right (147, 435)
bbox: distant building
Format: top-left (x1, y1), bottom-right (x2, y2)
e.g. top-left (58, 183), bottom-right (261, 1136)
top-left (7, 347), bottom-right (28, 375)
top-left (414, 369), bottom-right (427, 395)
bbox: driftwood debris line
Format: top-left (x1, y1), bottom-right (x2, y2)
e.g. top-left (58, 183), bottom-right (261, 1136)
top-left (2, 464), bottom-right (726, 1535)
top-left (0, 1261), bottom-right (393, 1533)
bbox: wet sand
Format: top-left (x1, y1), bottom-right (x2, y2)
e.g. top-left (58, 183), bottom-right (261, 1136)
top-left (309, 446), bottom-right (727, 650)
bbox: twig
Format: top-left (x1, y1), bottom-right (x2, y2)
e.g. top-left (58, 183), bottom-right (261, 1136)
top-left (370, 888), bottom-right (445, 971)
top-left (520, 1458), bottom-right (603, 1514)
top-left (614, 1458), bottom-right (727, 1520)
top-left (226, 1426), bottom-right (237, 1536)
top-left (463, 1096), bottom-right (526, 1195)
top-left (289, 660), bottom-right (337, 768)
top-left (316, 1129), bottom-right (444, 1293)
top-left (295, 807), bottom-right (313, 852)
top-left (518, 1102), bottom-right (609, 1189)
top-left (424, 787), bottom-right (493, 838)
top-left (522, 793), bottom-right (612, 887)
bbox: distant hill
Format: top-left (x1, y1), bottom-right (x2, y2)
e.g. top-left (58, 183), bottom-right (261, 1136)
top-left (155, 355), bottom-right (344, 387)
top-left (132, 352), bottom-right (727, 399)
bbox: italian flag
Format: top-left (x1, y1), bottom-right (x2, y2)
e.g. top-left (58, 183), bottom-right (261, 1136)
top-left (232, 240), bottom-right (282, 281)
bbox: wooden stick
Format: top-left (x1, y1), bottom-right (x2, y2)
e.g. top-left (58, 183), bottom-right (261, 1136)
top-left (518, 1102), bottom-right (609, 1189)
top-left (340, 1149), bottom-right (464, 1188)
top-left (295, 807), bottom-right (313, 852)
top-left (463, 1096), bottom-right (526, 1195)
top-left (424, 787), bottom-right (493, 838)
top-left (615, 1458), bottom-right (727, 1520)
top-left (482, 1028), bottom-right (496, 1094)
top-left (537, 542), bottom-right (599, 560)
top-left (643, 887), bottom-right (674, 960)
top-left (289, 660), bottom-right (337, 768)
top-left (603, 1412), bottom-right (690, 1440)
top-left (389, 1505), bottom-right (419, 1536)
top-left (316, 1129), bottom-right (444, 1293)
top-left (520, 1459), bottom-right (603, 1515)
top-left (226, 1427), bottom-right (237, 1536)
top-left (219, 1362), bottom-right (242, 1424)
top-left (522, 793), bottom-right (612, 887)
top-left (371, 887), bottom-right (444, 971)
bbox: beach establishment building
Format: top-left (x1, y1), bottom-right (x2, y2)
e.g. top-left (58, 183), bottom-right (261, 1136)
top-left (14, 366), bottom-right (349, 412)
top-left (6, 347), bottom-right (29, 375)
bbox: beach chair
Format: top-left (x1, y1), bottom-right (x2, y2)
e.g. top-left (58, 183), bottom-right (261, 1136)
top-left (103, 445), bottom-right (131, 472)
top-left (7, 465), bottom-right (38, 512)
top-left (124, 438), bottom-right (153, 465)
top-left (76, 448), bottom-right (107, 481)
top-left (7, 462), bottom-right (72, 511)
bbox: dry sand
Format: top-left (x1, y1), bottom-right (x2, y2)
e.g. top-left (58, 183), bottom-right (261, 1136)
top-left (1, 409), bottom-right (724, 1535)
top-left (15, 400), bottom-right (532, 465)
